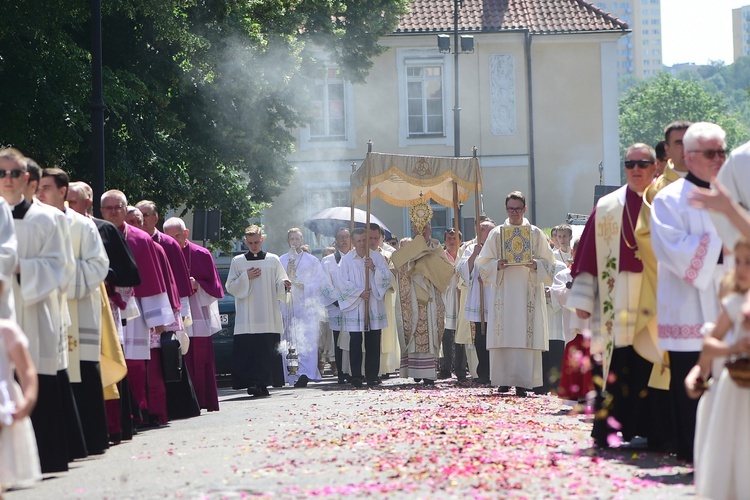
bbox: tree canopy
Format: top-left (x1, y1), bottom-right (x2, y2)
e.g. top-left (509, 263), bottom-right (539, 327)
top-left (619, 72), bottom-right (749, 158)
top-left (0, 0), bottom-right (409, 249)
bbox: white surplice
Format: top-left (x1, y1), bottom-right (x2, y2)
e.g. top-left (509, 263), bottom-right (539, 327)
top-left (226, 253), bottom-right (287, 335)
top-left (476, 219), bottom-right (556, 388)
top-left (457, 242), bottom-right (490, 323)
top-left (279, 250), bottom-right (327, 382)
top-left (338, 249), bottom-right (391, 332)
top-left (0, 199), bottom-right (17, 321)
top-left (65, 209), bottom-right (109, 370)
top-left (11, 201), bottom-right (69, 375)
top-left (651, 178), bottom-right (724, 352)
top-left (711, 141), bottom-right (750, 249)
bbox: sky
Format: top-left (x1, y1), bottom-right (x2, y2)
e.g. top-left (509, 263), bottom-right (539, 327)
top-left (661, 0), bottom-right (750, 66)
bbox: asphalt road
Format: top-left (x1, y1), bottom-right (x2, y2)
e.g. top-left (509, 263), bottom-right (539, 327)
top-left (7, 377), bottom-right (695, 499)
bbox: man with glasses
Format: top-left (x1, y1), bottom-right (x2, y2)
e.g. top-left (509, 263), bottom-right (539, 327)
top-left (475, 192), bottom-right (556, 397)
top-left (570, 143), bottom-right (666, 450)
top-left (651, 122), bottom-right (727, 463)
top-left (0, 148), bottom-right (72, 472)
top-left (100, 190), bottom-right (175, 428)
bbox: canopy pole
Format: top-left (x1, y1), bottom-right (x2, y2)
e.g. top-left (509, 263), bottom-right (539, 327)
top-left (364, 143), bottom-right (373, 332)
top-left (472, 147), bottom-right (485, 335)
top-left (350, 162), bottom-right (357, 235)
top-left (452, 180), bottom-right (460, 243)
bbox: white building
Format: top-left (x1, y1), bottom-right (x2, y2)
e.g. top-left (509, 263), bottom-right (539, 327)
top-left (733, 5), bottom-right (750, 61)
top-left (260, 0), bottom-right (629, 254)
top-left (595, 0), bottom-right (663, 78)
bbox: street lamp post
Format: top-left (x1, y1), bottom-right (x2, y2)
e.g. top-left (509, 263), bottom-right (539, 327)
top-left (438, 0), bottom-right (473, 158)
top-left (90, 0), bottom-right (105, 217)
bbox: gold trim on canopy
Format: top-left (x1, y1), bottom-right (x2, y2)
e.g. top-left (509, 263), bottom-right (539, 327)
top-left (351, 153), bottom-right (482, 207)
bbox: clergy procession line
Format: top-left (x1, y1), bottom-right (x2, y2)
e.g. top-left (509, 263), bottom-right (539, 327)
top-left (2, 119), bottom-right (750, 498)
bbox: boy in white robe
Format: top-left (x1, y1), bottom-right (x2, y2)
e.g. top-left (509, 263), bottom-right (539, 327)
top-left (226, 225), bottom-right (290, 397)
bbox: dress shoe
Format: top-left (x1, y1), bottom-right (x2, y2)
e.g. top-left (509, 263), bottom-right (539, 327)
top-left (437, 371), bottom-right (451, 380)
top-left (366, 379), bottom-right (381, 386)
top-left (422, 378), bottom-right (434, 386)
top-left (497, 386), bottom-right (510, 393)
top-left (294, 375), bottom-right (309, 388)
top-left (351, 377), bottom-right (363, 388)
top-left (413, 378), bottom-right (422, 383)
top-left (515, 387), bottom-right (528, 398)
top-left (337, 376), bottom-right (347, 384)
top-left (247, 386), bottom-right (262, 396)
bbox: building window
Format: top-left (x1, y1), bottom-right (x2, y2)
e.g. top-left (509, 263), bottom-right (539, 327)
top-left (406, 65), bottom-right (444, 137)
top-left (299, 64), bottom-right (355, 150)
top-left (643, 29), bottom-right (649, 34)
top-left (310, 68), bottom-right (346, 140)
top-left (397, 48), bottom-right (453, 147)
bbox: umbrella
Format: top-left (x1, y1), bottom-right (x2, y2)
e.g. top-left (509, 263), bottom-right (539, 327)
top-left (304, 207), bottom-right (393, 240)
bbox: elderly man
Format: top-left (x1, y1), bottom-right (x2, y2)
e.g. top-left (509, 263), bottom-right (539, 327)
top-left (339, 227), bottom-right (392, 387)
top-left (164, 216), bottom-right (224, 411)
top-left (392, 209), bottom-right (454, 385)
top-left (38, 168), bottom-right (111, 455)
top-left (134, 201), bottom-right (200, 420)
top-left (476, 192), bottom-right (556, 397)
top-left (1, 148), bottom-right (71, 472)
top-left (67, 181), bottom-right (138, 442)
top-left (458, 219), bottom-right (496, 384)
top-left (651, 122), bottom-right (727, 463)
top-left (101, 189), bottom-right (174, 426)
top-left (320, 227), bottom-right (351, 384)
top-left (279, 228), bottom-right (327, 387)
top-left (570, 143), bottom-right (665, 449)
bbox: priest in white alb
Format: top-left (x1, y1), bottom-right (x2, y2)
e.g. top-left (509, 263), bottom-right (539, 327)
top-left (476, 191), bottom-right (556, 397)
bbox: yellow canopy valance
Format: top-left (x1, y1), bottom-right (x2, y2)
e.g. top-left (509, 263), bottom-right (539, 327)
top-left (350, 152), bottom-right (482, 207)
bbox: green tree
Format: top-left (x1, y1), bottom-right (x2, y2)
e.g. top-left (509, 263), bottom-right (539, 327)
top-left (619, 72), bottom-right (749, 158)
top-left (0, 0), bottom-right (409, 249)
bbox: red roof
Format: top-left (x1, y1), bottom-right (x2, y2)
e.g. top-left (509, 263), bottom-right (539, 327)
top-left (395, 0), bottom-right (629, 35)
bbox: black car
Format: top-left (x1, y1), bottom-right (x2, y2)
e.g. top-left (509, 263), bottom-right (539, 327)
top-left (213, 266), bottom-right (235, 379)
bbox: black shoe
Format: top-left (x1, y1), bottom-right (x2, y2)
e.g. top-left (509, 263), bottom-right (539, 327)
top-left (260, 386), bottom-right (270, 396)
top-left (423, 378), bottom-right (434, 386)
top-left (497, 386), bottom-right (510, 393)
top-left (437, 371), bottom-right (451, 380)
top-left (351, 378), bottom-right (363, 388)
top-left (474, 378), bottom-right (490, 386)
top-left (366, 379), bottom-right (381, 386)
top-left (337, 376), bottom-right (347, 384)
top-left (515, 387), bottom-right (527, 398)
top-left (294, 375), bottom-right (309, 388)
top-left (414, 378), bottom-right (422, 383)
top-left (247, 386), bottom-right (262, 396)
top-left (380, 373), bottom-right (391, 379)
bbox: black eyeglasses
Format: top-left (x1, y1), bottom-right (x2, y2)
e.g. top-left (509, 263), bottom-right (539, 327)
top-left (0, 169), bottom-right (25, 179)
top-left (624, 159), bottom-right (654, 170)
top-left (690, 149), bottom-right (727, 160)
top-left (506, 207), bottom-right (524, 213)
